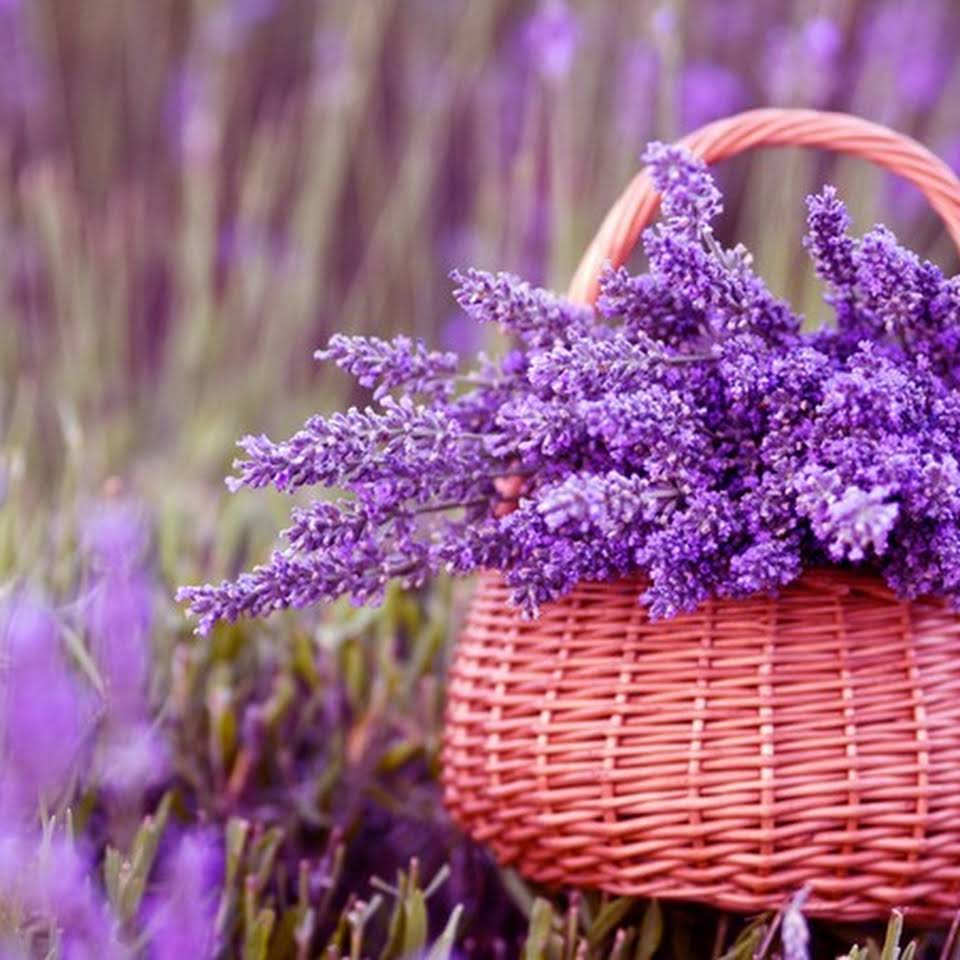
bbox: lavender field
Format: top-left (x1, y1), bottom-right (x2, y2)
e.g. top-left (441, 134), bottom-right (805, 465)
top-left (3, 1), bottom-right (960, 956)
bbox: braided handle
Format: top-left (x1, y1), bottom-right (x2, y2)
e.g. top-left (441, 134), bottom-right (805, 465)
top-left (568, 108), bottom-right (960, 306)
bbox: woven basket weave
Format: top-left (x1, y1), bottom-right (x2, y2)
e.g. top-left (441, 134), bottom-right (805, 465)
top-left (442, 109), bottom-right (960, 923)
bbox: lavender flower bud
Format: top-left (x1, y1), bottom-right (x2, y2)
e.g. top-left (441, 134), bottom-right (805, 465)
top-left (450, 268), bottom-right (593, 349)
top-left (316, 333), bottom-right (457, 400)
top-left (643, 141), bottom-right (723, 237)
top-left (804, 185), bottom-right (857, 289)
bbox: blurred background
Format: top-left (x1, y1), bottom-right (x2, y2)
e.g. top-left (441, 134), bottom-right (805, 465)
top-left (2, 0), bottom-right (960, 956)
top-left (4, 0), bottom-right (960, 520)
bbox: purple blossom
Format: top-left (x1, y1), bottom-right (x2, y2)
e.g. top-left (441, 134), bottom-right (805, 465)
top-left (0, 0), bottom-right (48, 118)
top-left (764, 17), bottom-right (841, 105)
top-left (526, 332), bottom-right (676, 400)
top-left (81, 499), bottom-right (149, 571)
top-left (679, 62), bottom-right (748, 132)
top-left (32, 838), bottom-right (117, 958)
top-left (80, 500), bottom-right (154, 724)
top-left (636, 491), bottom-right (742, 619)
top-left (98, 724), bottom-right (170, 795)
top-left (727, 533), bottom-right (803, 597)
top-left (82, 571), bottom-right (152, 722)
top-left (806, 188), bottom-right (960, 379)
top-left (522, 0), bottom-right (580, 81)
top-left (492, 506), bottom-right (605, 615)
top-left (225, 397), bottom-right (488, 494)
top-left (181, 143), bottom-right (960, 632)
top-left (1, 593), bottom-right (88, 816)
top-left (797, 477), bottom-right (900, 562)
top-left (148, 832), bottom-right (220, 960)
top-left (450, 268), bottom-right (594, 349)
top-left (316, 333), bottom-right (458, 400)
top-left (537, 471), bottom-right (676, 538)
top-left (804, 186), bottom-right (857, 289)
top-left (0, 827), bottom-right (117, 958)
top-left (644, 142), bottom-right (723, 238)
top-left (637, 145), bottom-right (798, 344)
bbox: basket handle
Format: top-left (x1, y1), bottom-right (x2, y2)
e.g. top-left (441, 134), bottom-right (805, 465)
top-left (567, 107), bottom-right (960, 306)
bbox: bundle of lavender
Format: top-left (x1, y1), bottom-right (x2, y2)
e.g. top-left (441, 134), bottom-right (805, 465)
top-left (180, 145), bottom-right (960, 633)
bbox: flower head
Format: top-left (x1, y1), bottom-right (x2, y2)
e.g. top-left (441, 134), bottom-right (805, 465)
top-left (80, 498), bottom-right (155, 724)
top-left (1, 593), bottom-right (88, 816)
top-left (180, 143), bottom-right (960, 631)
top-left (522, 0), bottom-right (580, 81)
top-left (148, 832), bottom-right (220, 960)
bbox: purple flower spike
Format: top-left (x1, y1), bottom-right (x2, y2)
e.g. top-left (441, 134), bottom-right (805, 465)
top-left (523, 0), bottom-right (580, 81)
top-left (1, 594), bottom-right (87, 816)
top-left (32, 837), bottom-right (117, 959)
top-left (764, 17), bottom-right (841, 106)
top-left (81, 499), bottom-right (154, 724)
top-left (680, 62), bottom-right (748, 132)
top-left (804, 186), bottom-right (857, 289)
top-left (99, 724), bottom-right (170, 795)
top-left (83, 571), bottom-right (153, 723)
top-left (149, 832), bottom-right (220, 960)
top-left (0, 827), bottom-right (118, 958)
top-left (800, 480), bottom-right (900, 563)
top-left (81, 499), bottom-right (149, 572)
top-left (643, 142), bottom-right (723, 237)
top-left (316, 333), bottom-right (458, 400)
top-left (450, 268), bottom-right (594, 349)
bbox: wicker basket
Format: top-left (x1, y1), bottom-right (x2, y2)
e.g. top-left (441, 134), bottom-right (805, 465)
top-left (442, 109), bottom-right (960, 924)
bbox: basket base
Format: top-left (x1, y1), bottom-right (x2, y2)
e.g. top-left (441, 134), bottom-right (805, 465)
top-left (442, 570), bottom-right (960, 925)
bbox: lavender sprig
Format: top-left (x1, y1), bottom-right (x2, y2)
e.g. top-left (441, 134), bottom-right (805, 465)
top-left (316, 333), bottom-right (458, 400)
top-left (450, 267), bottom-right (595, 348)
top-left (227, 397), bottom-right (489, 494)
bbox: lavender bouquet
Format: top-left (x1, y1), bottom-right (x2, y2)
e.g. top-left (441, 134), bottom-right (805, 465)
top-left (180, 144), bottom-right (960, 633)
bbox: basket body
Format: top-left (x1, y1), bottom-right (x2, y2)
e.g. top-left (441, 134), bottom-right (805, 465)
top-left (442, 569), bottom-right (960, 922)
